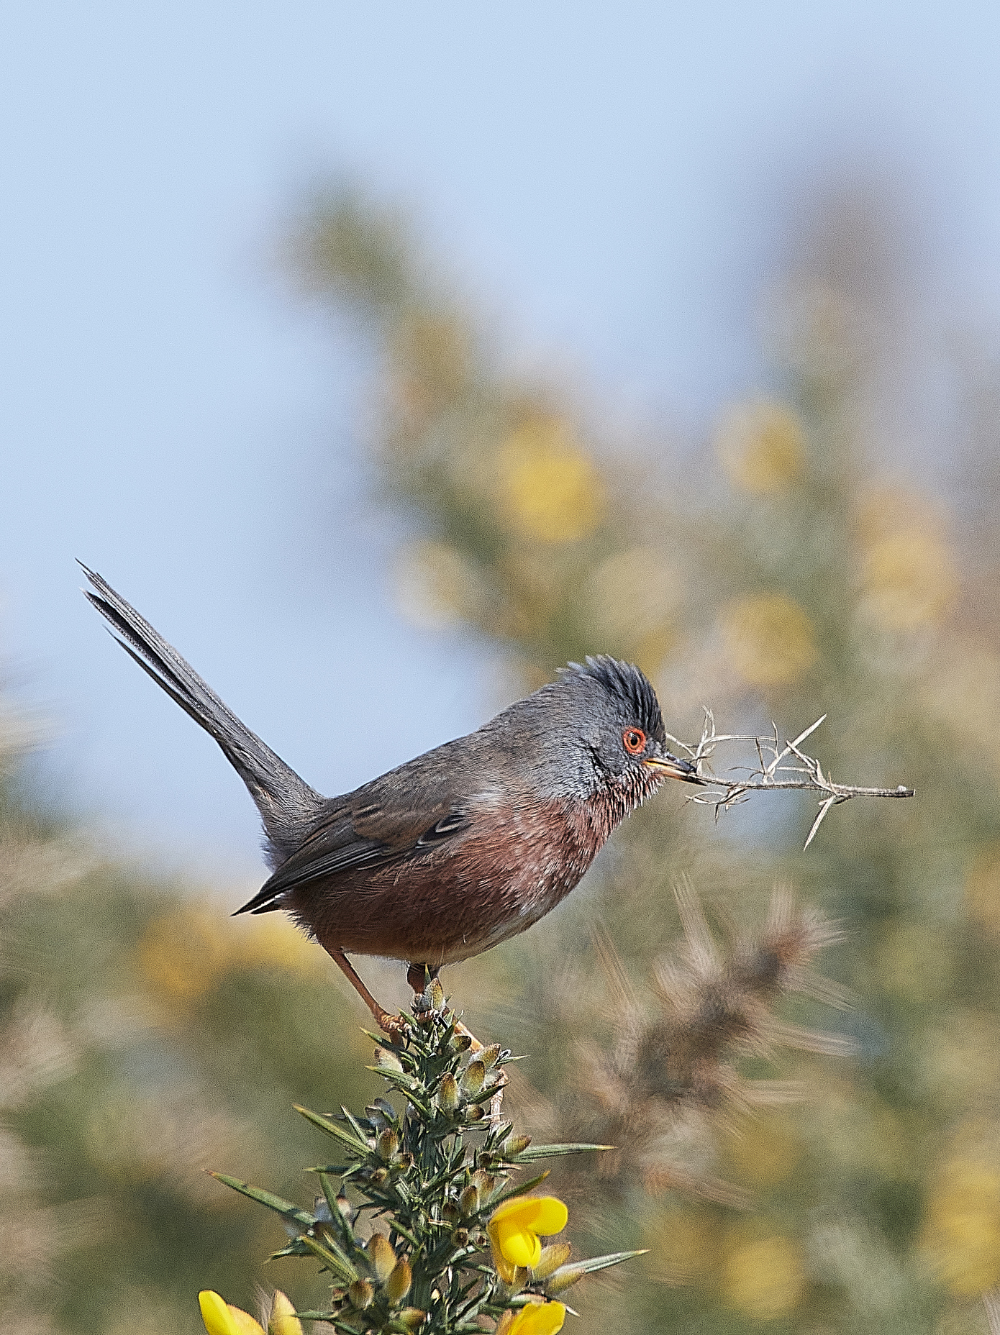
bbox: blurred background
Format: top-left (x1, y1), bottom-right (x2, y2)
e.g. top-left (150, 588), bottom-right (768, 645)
top-left (5, 2), bottom-right (1000, 1331)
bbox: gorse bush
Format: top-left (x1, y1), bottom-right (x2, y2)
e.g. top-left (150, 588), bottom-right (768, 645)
top-left (200, 982), bottom-right (643, 1334)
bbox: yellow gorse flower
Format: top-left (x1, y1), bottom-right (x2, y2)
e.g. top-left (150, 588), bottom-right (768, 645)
top-left (920, 1158), bottom-right (1000, 1295)
top-left (199, 1289), bottom-right (303, 1335)
top-left (199, 1291), bottom-right (265, 1335)
top-left (722, 593), bottom-right (817, 688)
top-left (498, 1300), bottom-right (568, 1335)
top-left (488, 1194), bottom-right (569, 1281)
top-left (497, 419), bottom-right (603, 543)
top-left (268, 1290), bottom-right (305, 1335)
top-left (721, 1234), bottom-right (805, 1319)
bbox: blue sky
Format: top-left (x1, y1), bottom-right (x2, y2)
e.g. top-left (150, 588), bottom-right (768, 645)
top-left (3, 1), bottom-right (1000, 880)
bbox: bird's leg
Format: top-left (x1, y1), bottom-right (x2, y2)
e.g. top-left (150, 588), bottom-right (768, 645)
top-left (329, 948), bottom-right (407, 1036)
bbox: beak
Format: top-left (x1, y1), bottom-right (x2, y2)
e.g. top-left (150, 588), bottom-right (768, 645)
top-left (643, 751), bottom-right (705, 784)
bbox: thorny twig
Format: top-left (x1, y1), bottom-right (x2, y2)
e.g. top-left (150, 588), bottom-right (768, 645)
top-left (665, 712), bottom-right (914, 850)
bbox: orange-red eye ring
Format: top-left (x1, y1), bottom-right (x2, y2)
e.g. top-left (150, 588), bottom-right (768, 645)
top-left (623, 728), bottom-right (646, 755)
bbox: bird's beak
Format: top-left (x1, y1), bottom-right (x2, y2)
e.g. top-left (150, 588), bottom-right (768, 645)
top-left (644, 752), bottom-right (705, 784)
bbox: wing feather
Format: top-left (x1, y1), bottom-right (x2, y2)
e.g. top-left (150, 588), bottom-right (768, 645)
top-left (233, 795), bottom-right (471, 915)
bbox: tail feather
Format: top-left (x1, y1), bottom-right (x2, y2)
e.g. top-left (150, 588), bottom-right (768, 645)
top-left (80, 563), bottom-right (325, 865)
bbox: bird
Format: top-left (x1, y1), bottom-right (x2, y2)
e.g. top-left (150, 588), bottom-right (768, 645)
top-left (81, 564), bottom-right (703, 1031)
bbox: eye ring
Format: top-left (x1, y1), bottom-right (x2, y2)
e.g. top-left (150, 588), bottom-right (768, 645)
top-left (623, 728), bottom-right (646, 755)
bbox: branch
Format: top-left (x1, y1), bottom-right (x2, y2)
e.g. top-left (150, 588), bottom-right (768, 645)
top-left (665, 712), bottom-right (914, 849)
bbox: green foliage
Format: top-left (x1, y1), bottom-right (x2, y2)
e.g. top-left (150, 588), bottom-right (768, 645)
top-left (212, 985), bottom-right (636, 1332)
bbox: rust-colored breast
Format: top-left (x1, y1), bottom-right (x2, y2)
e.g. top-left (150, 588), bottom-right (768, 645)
top-left (293, 794), bottom-right (614, 966)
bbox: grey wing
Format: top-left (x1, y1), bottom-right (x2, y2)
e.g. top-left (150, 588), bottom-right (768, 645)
top-left (233, 791), bottom-right (471, 915)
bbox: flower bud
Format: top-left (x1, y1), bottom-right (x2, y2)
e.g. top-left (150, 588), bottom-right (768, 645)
top-left (480, 1043), bottom-right (502, 1069)
top-left (375, 1048), bottom-right (404, 1072)
top-left (471, 1170), bottom-right (495, 1195)
top-left (313, 1195), bottom-right (333, 1222)
top-left (365, 1103), bottom-right (390, 1131)
top-left (461, 1060), bottom-right (486, 1096)
top-left (396, 1309), bottom-right (427, 1329)
top-left (348, 1279), bottom-right (375, 1310)
top-left (452, 1227), bottom-right (470, 1247)
top-left (459, 1183), bottom-right (480, 1216)
top-left (427, 978), bottom-right (445, 1012)
top-left (370, 1167), bottom-right (389, 1185)
top-left (366, 1232), bottom-right (397, 1282)
top-left (268, 1290), bottom-right (303, 1335)
top-left (441, 1199), bottom-right (461, 1225)
top-left (437, 1072), bottom-right (460, 1113)
top-left (336, 1195), bottom-right (354, 1222)
top-left (465, 1103), bottom-right (485, 1122)
top-left (532, 1243), bottom-right (572, 1279)
top-left (384, 1257), bottom-right (413, 1305)
top-left (545, 1263), bottom-right (587, 1295)
top-left (450, 1031), bottom-right (473, 1052)
top-left (377, 1129), bottom-right (399, 1161)
top-left (503, 1134), bottom-right (532, 1157)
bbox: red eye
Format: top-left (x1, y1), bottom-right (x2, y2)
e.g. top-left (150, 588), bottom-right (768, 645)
top-left (623, 728), bottom-right (646, 755)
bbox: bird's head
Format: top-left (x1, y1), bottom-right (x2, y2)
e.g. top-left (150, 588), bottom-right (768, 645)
top-left (558, 656), bottom-right (703, 800)
top-left (489, 655), bottom-right (703, 809)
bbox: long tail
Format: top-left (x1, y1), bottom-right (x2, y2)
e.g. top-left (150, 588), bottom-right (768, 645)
top-left (80, 564), bottom-right (325, 866)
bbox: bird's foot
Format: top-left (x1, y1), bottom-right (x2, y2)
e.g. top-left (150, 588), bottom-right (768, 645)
top-left (376, 1009), bottom-right (411, 1038)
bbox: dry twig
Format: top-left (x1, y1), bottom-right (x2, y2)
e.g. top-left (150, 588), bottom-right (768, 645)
top-left (666, 713), bottom-right (914, 849)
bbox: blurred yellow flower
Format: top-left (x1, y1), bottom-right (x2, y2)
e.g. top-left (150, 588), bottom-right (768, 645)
top-left (235, 916), bottom-right (326, 978)
top-left (645, 1207), bottom-right (718, 1284)
top-left (966, 845), bottom-right (1000, 936)
top-left (268, 1291), bottom-right (304, 1335)
top-left (488, 1195), bottom-right (569, 1282)
top-left (498, 418), bottom-right (603, 543)
top-left (715, 400), bottom-right (805, 495)
top-left (198, 1291), bottom-right (265, 1335)
top-left (856, 486), bottom-right (956, 630)
top-left (721, 1233), bottom-right (806, 1318)
top-left (138, 905), bottom-right (323, 1006)
top-left (860, 531), bottom-right (955, 630)
top-left (722, 593), bottom-right (817, 688)
top-left (138, 908), bottom-right (229, 1001)
top-left (921, 1158), bottom-right (1000, 1294)
top-left (497, 1301), bottom-right (567, 1335)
